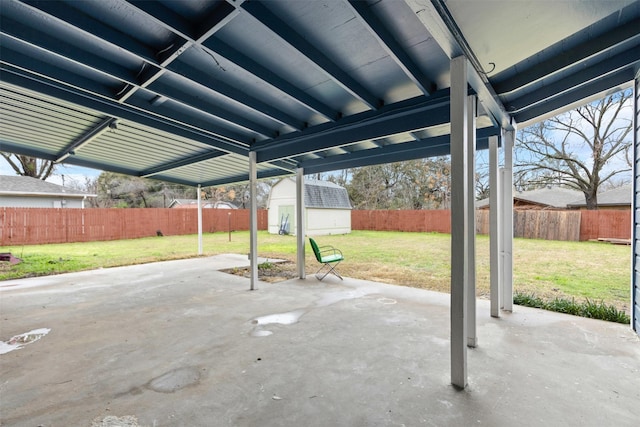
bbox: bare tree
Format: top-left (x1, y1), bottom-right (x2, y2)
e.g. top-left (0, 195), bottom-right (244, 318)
top-left (515, 89), bottom-right (633, 209)
top-left (1, 153), bottom-right (55, 180)
top-left (345, 157), bottom-right (452, 210)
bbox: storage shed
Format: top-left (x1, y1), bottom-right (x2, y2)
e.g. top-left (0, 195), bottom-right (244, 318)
top-left (267, 178), bottom-right (351, 236)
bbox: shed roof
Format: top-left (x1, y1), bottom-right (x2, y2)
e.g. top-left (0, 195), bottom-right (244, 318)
top-left (0, 175), bottom-right (95, 198)
top-left (1, 0), bottom-right (637, 186)
top-left (303, 179), bottom-right (351, 209)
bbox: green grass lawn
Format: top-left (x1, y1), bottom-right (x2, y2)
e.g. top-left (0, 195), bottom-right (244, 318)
top-left (0, 230), bottom-right (631, 313)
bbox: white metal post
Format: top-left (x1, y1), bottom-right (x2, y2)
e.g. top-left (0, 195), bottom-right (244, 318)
top-left (249, 151), bottom-right (258, 291)
top-left (450, 55), bottom-right (468, 389)
top-left (501, 129), bottom-right (515, 311)
top-left (296, 168), bottom-right (306, 279)
top-left (489, 135), bottom-right (501, 317)
top-left (466, 94), bottom-right (477, 348)
top-left (197, 184), bottom-right (203, 255)
top-left (632, 72), bottom-right (639, 335)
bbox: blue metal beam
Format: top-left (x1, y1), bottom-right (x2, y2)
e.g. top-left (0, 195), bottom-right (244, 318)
top-left (347, 0), bottom-right (435, 96)
top-left (199, 168), bottom-right (291, 187)
top-left (205, 38), bottom-right (338, 122)
top-left (0, 140), bottom-right (58, 161)
top-left (120, 1), bottom-right (236, 96)
top-left (55, 117), bottom-right (118, 163)
top-left (20, 1), bottom-right (159, 64)
top-left (13, 0), bottom-right (287, 136)
top-left (266, 159), bottom-right (298, 173)
top-left (242, 0), bottom-right (381, 110)
top-left (254, 90), bottom-right (452, 162)
top-left (0, 65), bottom-right (250, 155)
top-left (19, 0), bottom-right (336, 124)
top-left (299, 127), bottom-right (498, 174)
top-left (0, 51), bottom-right (251, 145)
top-left (0, 42), bottom-right (128, 100)
top-left (0, 140), bottom-right (142, 177)
top-left (123, 1), bottom-right (304, 130)
top-left (506, 47), bottom-right (640, 113)
top-left (0, 15), bottom-right (142, 86)
top-left (0, 31), bottom-right (262, 147)
top-left (167, 61), bottom-right (305, 131)
top-left (148, 80), bottom-right (274, 137)
top-left (494, 17), bottom-right (640, 95)
top-left (126, 0), bottom-right (237, 43)
top-left (125, 0), bottom-right (202, 41)
top-left (408, 0), bottom-right (511, 130)
top-left (140, 150), bottom-right (227, 178)
top-left (514, 68), bottom-right (636, 124)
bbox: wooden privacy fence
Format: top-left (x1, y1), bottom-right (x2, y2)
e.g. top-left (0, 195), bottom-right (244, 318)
top-left (579, 210), bottom-right (631, 241)
top-left (1, 207), bottom-right (631, 246)
top-left (352, 209), bottom-right (631, 241)
top-left (0, 208), bottom-right (268, 246)
top-left (351, 210), bottom-right (451, 233)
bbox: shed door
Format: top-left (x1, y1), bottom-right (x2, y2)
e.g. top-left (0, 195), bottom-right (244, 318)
top-left (633, 74), bottom-right (640, 336)
top-left (277, 205), bottom-right (295, 235)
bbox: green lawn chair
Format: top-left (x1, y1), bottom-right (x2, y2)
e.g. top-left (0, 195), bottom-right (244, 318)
top-left (309, 237), bottom-right (344, 281)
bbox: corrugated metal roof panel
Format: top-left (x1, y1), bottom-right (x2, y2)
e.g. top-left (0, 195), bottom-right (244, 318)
top-left (1, 0), bottom-right (638, 185)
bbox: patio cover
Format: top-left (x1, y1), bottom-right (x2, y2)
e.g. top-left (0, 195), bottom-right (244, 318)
top-left (1, 0), bottom-right (639, 387)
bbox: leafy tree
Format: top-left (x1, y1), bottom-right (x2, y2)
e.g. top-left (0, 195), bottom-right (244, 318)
top-left (1, 153), bottom-right (55, 180)
top-left (515, 89), bottom-right (632, 209)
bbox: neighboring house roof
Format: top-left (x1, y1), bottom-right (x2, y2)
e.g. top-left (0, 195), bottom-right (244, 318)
top-left (567, 184), bottom-right (631, 208)
top-left (168, 199), bottom-right (237, 209)
top-left (0, 175), bottom-right (95, 198)
top-left (476, 187), bottom-right (583, 209)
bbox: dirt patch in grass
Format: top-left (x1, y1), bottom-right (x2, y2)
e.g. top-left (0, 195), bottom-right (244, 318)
top-left (221, 261), bottom-right (299, 283)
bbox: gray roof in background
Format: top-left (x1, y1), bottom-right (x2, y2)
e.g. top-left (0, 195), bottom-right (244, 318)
top-left (567, 184), bottom-right (632, 207)
top-left (0, 175), bottom-right (95, 198)
top-left (303, 179), bottom-right (351, 209)
top-left (477, 187), bottom-right (583, 209)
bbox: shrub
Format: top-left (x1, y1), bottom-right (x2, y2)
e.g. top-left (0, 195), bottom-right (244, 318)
top-left (513, 292), bottom-right (630, 324)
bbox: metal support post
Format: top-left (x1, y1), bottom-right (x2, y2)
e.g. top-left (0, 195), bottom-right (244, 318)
top-left (249, 151), bottom-right (258, 291)
top-left (489, 135), bottom-right (501, 317)
top-left (466, 94), bottom-right (477, 348)
top-left (450, 55), bottom-right (468, 389)
top-left (501, 129), bottom-right (515, 311)
top-left (197, 184), bottom-right (203, 255)
top-left (296, 168), bottom-right (306, 279)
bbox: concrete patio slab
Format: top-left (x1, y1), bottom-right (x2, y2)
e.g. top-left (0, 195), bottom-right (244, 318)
top-left (1, 255), bottom-right (638, 426)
